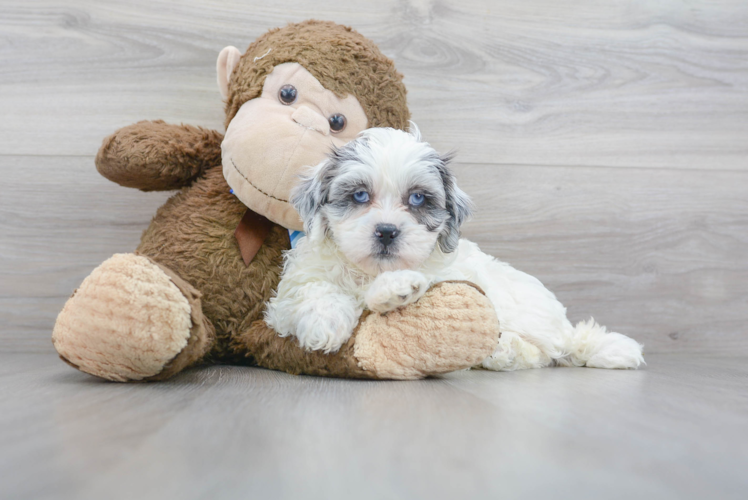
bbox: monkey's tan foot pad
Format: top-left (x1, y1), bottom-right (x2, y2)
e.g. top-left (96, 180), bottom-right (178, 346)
top-left (52, 253), bottom-right (202, 382)
top-left (353, 281), bottom-right (500, 380)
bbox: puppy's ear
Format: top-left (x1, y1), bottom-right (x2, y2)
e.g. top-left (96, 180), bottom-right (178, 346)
top-left (291, 158), bottom-right (336, 236)
top-left (436, 153), bottom-right (474, 253)
top-left (291, 162), bottom-right (324, 232)
top-left (407, 121), bottom-right (422, 141)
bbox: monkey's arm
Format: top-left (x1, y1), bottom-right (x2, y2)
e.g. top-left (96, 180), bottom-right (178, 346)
top-left (96, 120), bottom-right (224, 191)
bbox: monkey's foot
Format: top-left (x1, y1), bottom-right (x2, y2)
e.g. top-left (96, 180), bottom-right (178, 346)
top-left (353, 281), bottom-right (500, 379)
top-left (52, 253), bottom-right (211, 381)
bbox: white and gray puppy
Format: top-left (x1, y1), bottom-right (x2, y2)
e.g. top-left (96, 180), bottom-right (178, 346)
top-left (265, 126), bottom-right (644, 371)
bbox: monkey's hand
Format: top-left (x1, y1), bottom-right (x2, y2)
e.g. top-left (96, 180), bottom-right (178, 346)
top-left (365, 270), bottom-right (430, 314)
top-left (96, 120), bottom-right (223, 191)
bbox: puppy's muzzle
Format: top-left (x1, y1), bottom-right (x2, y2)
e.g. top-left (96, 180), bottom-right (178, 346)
top-left (375, 224), bottom-right (399, 248)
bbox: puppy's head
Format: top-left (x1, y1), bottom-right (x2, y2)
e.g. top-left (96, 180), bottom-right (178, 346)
top-left (292, 125), bottom-right (473, 275)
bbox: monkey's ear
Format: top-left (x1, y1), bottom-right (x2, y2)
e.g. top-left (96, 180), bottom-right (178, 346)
top-left (217, 46), bottom-right (242, 99)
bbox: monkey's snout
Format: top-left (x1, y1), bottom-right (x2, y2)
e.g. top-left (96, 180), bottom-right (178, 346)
top-left (291, 106), bottom-right (330, 136)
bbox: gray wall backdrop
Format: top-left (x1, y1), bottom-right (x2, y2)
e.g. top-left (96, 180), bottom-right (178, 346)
top-left (1, 0), bottom-right (746, 354)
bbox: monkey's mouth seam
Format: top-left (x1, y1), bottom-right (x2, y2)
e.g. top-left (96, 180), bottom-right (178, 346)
top-left (230, 157), bottom-right (290, 203)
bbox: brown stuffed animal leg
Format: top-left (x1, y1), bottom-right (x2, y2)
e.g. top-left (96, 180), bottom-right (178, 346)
top-left (235, 281), bottom-right (499, 380)
top-left (52, 253), bottom-right (214, 382)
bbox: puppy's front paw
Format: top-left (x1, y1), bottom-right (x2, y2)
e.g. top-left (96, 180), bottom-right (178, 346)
top-left (365, 270), bottom-right (429, 314)
top-left (294, 297), bottom-right (361, 354)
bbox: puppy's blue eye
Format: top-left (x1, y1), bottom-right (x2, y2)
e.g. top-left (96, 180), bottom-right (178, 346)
top-left (353, 191), bottom-right (369, 203)
top-left (409, 193), bottom-right (425, 206)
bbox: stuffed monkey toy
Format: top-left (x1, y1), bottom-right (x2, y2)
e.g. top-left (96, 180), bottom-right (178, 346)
top-left (52, 21), bottom-right (499, 382)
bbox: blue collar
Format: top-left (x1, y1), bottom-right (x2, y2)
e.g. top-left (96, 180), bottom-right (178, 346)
top-left (288, 230), bottom-right (305, 249)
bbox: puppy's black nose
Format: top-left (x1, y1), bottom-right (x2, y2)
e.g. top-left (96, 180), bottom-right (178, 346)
top-left (375, 224), bottom-right (399, 247)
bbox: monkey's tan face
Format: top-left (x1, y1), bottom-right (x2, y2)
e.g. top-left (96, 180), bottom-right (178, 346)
top-left (222, 63), bottom-right (369, 230)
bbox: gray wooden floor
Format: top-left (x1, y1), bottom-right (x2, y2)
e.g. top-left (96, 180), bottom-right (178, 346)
top-left (2, 1), bottom-right (748, 498)
top-left (1, 352), bottom-right (747, 500)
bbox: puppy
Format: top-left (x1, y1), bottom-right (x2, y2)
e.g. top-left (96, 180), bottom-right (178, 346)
top-left (265, 126), bottom-right (644, 370)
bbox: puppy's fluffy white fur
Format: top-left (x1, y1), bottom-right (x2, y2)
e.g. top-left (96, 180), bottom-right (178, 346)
top-left (265, 126), bottom-right (644, 370)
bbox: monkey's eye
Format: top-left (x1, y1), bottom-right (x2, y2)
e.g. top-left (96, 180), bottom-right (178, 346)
top-left (328, 114), bottom-right (347, 133)
top-left (278, 85), bottom-right (297, 105)
top-left (353, 191), bottom-right (369, 204)
top-left (409, 193), bottom-right (425, 207)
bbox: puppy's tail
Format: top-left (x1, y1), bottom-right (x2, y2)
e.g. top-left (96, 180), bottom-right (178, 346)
top-left (557, 318), bottom-right (645, 369)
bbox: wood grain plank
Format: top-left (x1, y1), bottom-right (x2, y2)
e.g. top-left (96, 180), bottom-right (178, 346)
top-left (2, 155), bottom-right (746, 353)
top-left (400, 0), bottom-right (748, 169)
top-left (0, 155), bottom-right (172, 351)
top-left (1, 352), bottom-right (747, 499)
top-left (454, 162), bottom-right (748, 354)
top-left (1, 0), bottom-right (747, 169)
top-left (1, 0), bottom-right (746, 353)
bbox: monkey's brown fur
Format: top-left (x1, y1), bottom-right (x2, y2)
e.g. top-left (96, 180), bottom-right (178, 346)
top-left (95, 120), bottom-right (224, 192)
top-left (225, 20), bottom-right (410, 130)
top-left (52, 21), bottom-right (499, 381)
